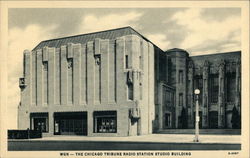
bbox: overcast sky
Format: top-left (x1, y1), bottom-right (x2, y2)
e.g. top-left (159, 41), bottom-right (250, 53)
top-left (7, 8), bottom-right (241, 129)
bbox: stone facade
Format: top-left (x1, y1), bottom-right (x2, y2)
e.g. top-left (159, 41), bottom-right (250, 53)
top-left (164, 48), bottom-right (241, 130)
top-left (18, 27), bottom-right (241, 136)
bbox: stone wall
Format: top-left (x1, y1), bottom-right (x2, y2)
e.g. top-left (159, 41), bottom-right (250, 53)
top-left (18, 34), bottom-right (156, 136)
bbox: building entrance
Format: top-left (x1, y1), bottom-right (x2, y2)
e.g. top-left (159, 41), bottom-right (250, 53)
top-left (54, 112), bottom-right (87, 135)
top-left (209, 111), bottom-right (218, 128)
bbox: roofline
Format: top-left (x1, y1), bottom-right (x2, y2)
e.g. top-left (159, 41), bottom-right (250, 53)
top-left (33, 26), bottom-right (165, 52)
top-left (39, 26), bottom-right (133, 43)
top-left (190, 50), bottom-right (241, 58)
top-left (127, 27), bottom-right (165, 52)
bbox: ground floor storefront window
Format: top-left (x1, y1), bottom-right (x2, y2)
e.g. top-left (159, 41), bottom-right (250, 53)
top-left (94, 111), bottom-right (117, 133)
top-left (30, 113), bottom-right (48, 132)
top-left (54, 112), bottom-right (87, 135)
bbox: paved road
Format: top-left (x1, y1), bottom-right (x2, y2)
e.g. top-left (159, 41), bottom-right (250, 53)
top-left (8, 141), bottom-right (241, 151)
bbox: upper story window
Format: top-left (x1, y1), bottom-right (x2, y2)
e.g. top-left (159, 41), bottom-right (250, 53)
top-left (128, 82), bottom-right (133, 100)
top-left (179, 70), bottom-right (183, 84)
top-left (227, 73), bottom-right (236, 102)
top-left (43, 62), bottom-right (48, 71)
top-left (210, 75), bottom-right (219, 103)
top-left (194, 76), bottom-right (203, 103)
top-left (179, 93), bottom-right (183, 106)
top-left (125, 55), bottom-right (129, 69)
top-left (67, 58), bottom-right (73, 69)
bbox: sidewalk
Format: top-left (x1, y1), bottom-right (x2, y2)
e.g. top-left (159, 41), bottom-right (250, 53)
top-left (21, 134), bottom-right (240, 144)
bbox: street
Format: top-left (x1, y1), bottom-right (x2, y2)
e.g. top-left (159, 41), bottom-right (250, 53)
top-left (8, 140), bottom-right (240, 151)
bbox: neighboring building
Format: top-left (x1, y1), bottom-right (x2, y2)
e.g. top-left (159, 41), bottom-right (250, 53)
top-left (18, 27), bottom-right (241, 136)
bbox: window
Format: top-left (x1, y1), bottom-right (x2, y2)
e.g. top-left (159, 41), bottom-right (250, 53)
top-left (125, 55), bottom-right (129, 69)
top-left (194, 76), bottom-right (203, 103)
top-left (43, 62), bottom-right (48, 71)
top-left (30, 113), bottom-right (48, 132)
top-left (227, 73), bottom-right (236, 102)
top-left (179, 70), bottom-right (183, 84)
top-left (210, 75), bottom-right (219, 103)
top-left (164, 113), bottom-right (171, 128)
top-left (94, 111), bottom-right (117, 133)
top-left (179, 93), bottom-right (183, 106)
top-left (128, 82), bottom-right (133, 100)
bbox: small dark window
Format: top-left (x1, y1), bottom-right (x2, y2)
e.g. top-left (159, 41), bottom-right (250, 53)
top-left (43, 62), bottom-right (48, 71)
top-left (179, 70), bottom-right (183, 84)
top-left (210, 75), bottom-right (219, 103)
top-left (125, 55), bottom-right (129, 69)
top-left (179, 93), bottom-right (183, 106)
top-left (128, 82), bottom-right (133, 100)
top-left (227, 73), bottom-right (236, 102)
top-left (67, 58), bottom-right (73, 69)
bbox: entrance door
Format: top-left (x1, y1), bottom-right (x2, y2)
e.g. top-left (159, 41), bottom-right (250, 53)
top-left (164, 113), bottom-right (171, 128)
top-left (54, 112), bottom-right (87, 135)
top-left (209, 111), bottom-right (218, 128)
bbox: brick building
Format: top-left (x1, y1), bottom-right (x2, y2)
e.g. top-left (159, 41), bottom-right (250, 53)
top-left (18, 27), bottom-right (241, 136)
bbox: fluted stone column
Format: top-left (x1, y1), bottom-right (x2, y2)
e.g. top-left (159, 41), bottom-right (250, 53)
top-left (218, 60), bottom-right (225, 128)
top-left (202, 61), bottom-right (209, 128)
top-left (187, 60), bottom-right (194, 128)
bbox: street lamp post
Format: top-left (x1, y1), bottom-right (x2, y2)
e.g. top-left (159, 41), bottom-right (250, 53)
top-left (194, 89), bottom-right (200, 142)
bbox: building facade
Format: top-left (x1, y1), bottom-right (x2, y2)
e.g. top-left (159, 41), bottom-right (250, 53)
top-left (18, 27), bottom-right (241, 136)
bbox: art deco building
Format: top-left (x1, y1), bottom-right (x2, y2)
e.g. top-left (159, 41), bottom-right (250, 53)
top-left (18, 27), bottom-right (241, 136)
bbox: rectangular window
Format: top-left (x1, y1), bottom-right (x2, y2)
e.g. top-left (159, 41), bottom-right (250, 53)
top-left (210, 75), bottom-right (219, 103)
top-left (227, 73), bottom-right (236, 102)
top-left (94, 111), bottom-right (117, 133)
top-left (125, 55), bottom-right (129, 69)
top-left (179, 70), bottom-right (183, 84)
top-left (179, 93), bottom-right (183, 107)
top-left (30, 113), bottom-right (48, 133)
top-left (194, 76), bottom-right (203, 103)
top-left (165, 113), bottom-right (171, 127)
top-left (128, 82), bottom-right (133, 100)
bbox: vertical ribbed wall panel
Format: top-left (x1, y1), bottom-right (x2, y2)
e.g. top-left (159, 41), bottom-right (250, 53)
top-left (148, 42), bottom-right (154, 134)
top-left (87, 41), bottom-right (95, 105)
top-left (36, 49), bottom-right (43, 106)
top-left (60, 45), bottom-right (68, 105)
top-left (48, 47), bottom-right (56, 105)
top-left (115, 37), bottom-right (126, 103)
top-left (109, 41), bottom-right (116, 103)
top-left (31, 51), bottom-right (36, 105)
top-left (55, 48), bottom-right (61, 105)
top-left (81, 44), bottom-right (87, 105)
top-left (23, 50), bottom-right (32, 106)
top-left (100, 39), bottom-right (109, 104)
top-left (142, 39), bottom-right (149, 134)
top-left (73, 44), bottom-right (81, 105)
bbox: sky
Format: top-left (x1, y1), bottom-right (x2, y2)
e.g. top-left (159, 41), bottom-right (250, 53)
top-left (7, 8), bottom-right (241, 129)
